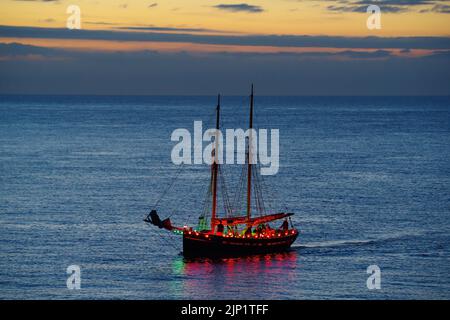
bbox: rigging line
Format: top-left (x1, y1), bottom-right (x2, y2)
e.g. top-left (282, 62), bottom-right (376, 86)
top-left (253, 185), bottom-right (260, 216)
top-left (229, 94), bottom-right (250, 206)
top-left (153, 163), bottom-right (185, 213)
top-left (253, 166), bottom-right (260, 210)
top-left (158, 103), bottom-right (217, 223)
top-left (219, 167), bottom-right (227, 217)
top-left (232, 165), bottom-right (242, 208)
top-left (253, 167), bottom-right (266, 216)
top-left (218, 166), bottom-right (225, 215)
top-left (236, 163), bottom-right (247, 215)
top-left (252, 99), bottom-right (290, 213)
top-left (231, 161), bottom-right (244, 215)
top-left (185, 167), bottom-right (210, 225)
top-left (249, 92), bottom-right (263, 216)
top-left (251, 166), bottom-right (259, 215)
top-left (253, 167), bottom-right (265, 216)
top-left (225, 178), bottom-right (232, 217)
top-left (201, 179), bottom-right (212, 218)
top-left (219, 165), bottom-right (233, 217)
top-left (258, 165), bottom-right (275, 214)
top-left (252, 163), bottom-right (260, 214)
top-left (252, 96), bottom-right (275, 212)
top-left (259, 162), bottom-right (286, 213)
top-left (255, 162), bottom-right (268, 214)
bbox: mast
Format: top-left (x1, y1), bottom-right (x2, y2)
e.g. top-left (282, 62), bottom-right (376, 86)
top-left (211, 94), bottom-right (220, 231)
top-left (247, 85), bottom-right (254, 224)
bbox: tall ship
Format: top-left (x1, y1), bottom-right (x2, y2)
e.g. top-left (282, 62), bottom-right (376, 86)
top-left (145, 85), bottom-right (298, 257)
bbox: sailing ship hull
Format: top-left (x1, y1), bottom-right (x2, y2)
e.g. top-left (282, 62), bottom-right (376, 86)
top-left (183, 232), bottom-right (298, 257)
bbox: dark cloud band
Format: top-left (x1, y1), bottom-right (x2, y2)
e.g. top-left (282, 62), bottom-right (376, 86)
top-left (213, 3), bottom-right (264, 13)
top-left (1, 25), bottom-right (450, 49)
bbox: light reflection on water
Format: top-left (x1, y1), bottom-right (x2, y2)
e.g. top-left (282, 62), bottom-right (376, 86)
top-left (170, 251), bottom-right (298, 299)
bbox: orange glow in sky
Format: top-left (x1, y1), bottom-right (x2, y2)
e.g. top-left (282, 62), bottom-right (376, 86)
top-left (0, 0), bottom-right (449, 56)
top-left (1, 0), bottom-right (449, 37)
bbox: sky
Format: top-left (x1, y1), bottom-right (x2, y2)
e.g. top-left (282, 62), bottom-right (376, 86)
top-left (0, 0), bottom-right (449, 95)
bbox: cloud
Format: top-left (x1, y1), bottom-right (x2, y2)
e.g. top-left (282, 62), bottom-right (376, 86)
top-left (1, 43), bottom-right (449, 95)
top-left (148, 2), bottom-right (158, 8)
top-left (322, 0), bottom-right (450, 13)
top-left (0, 43), bottom-right (403, 62)
top-left (354, 0), bottom-right (434, 5)
top-left (85, 22), bottom-right (120, 26)
top-left (335, 49), bottom-right (393, 58)
top-left (40, 18), bottom-right (56, 23)
top-left (116, 26), bottom-right (228, 33)
top-left (213, 3), bottom-right (264, 13)
top-left (0, 42), bottom-right (64, 61)
top-left (327, 4), bottom-right (406, 13)
top-left (420, 4), bottom-right (450, 13)
top-left (0, 42), bottom-right (59, 56)
top-left (1, 25), bottom-right (450, 50)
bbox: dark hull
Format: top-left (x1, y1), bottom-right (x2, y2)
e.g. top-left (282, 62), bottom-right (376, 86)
top-left (183, 232), bottom-right (298, 257)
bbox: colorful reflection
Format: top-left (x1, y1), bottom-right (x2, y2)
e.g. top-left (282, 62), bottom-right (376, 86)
top-left (170, 250), bottom-right (299, 299)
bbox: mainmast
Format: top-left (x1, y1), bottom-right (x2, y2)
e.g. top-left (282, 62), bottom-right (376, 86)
top-left (211, 94), bottom-right (220, 231)
top-left (246, 85), bottom-right (254, 224)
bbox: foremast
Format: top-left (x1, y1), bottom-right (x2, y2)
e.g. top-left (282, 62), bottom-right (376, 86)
top-left (211, 94), bottom-right (220, 231)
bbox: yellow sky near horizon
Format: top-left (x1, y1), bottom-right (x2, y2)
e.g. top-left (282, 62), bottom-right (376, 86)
top-left (1, 0), bottom-right (449, 37)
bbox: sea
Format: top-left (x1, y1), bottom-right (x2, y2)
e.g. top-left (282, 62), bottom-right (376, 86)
top-left (0, 95), bottom-right (449, 299)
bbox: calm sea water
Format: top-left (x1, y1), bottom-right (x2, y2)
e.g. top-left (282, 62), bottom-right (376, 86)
top-left (0, 95), bottom-right (449, 300)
